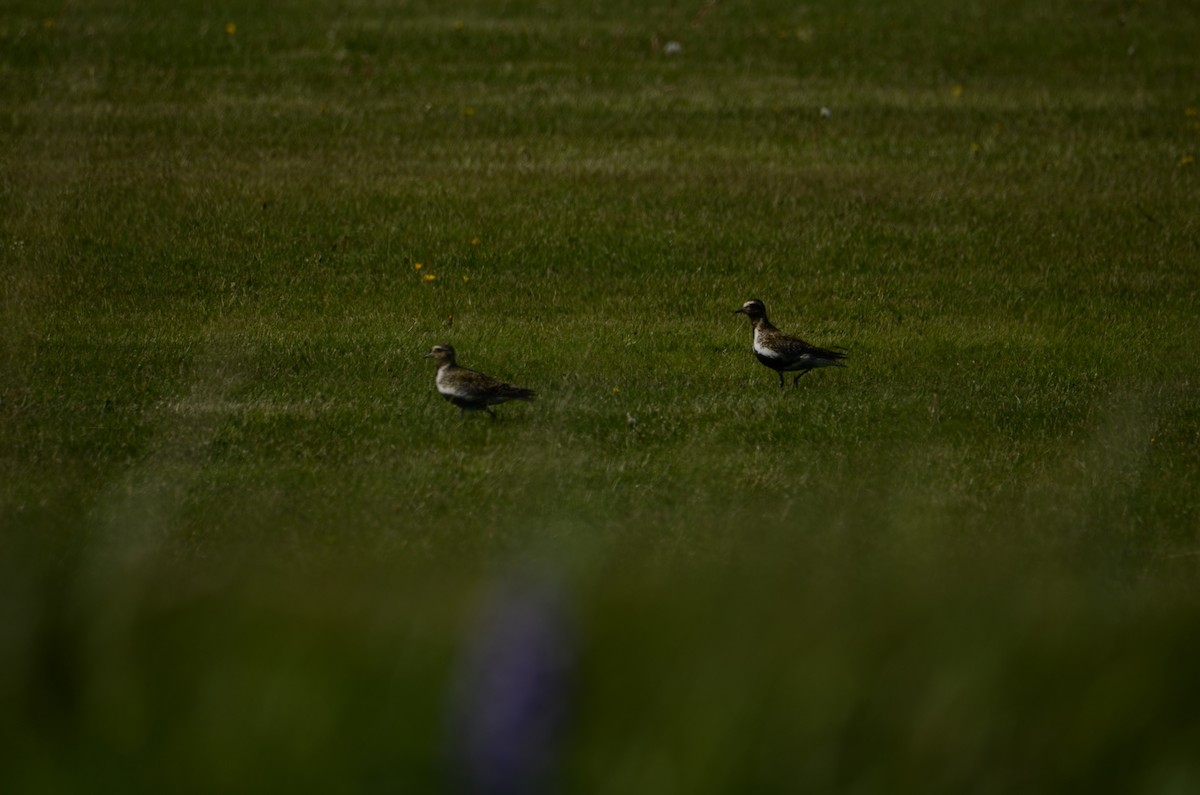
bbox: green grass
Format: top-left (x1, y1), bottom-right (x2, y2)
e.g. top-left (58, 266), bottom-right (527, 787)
top-left (3, 0), bottom-right (1200, 791)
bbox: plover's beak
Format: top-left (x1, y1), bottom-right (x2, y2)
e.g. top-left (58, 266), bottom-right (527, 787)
top-left (421, 351), bottom-right (434, 358)
top-left (733, 308), bottom-right (745, 314)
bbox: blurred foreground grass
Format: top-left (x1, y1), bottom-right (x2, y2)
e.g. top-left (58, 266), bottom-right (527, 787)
top-left (6, 544), bottom-right (1200, 792)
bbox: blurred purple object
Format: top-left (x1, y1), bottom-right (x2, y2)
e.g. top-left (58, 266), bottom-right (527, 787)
top-left (447, 569), bottom-right (576, 795)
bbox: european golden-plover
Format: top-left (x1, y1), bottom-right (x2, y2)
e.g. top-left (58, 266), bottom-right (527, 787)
top-left (734, 299), bottom-right (847, 388)
top-left (423, 344), bottom-right (536, 418)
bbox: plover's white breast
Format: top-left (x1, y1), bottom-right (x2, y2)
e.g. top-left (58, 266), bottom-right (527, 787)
top-left (752, 328), bottom-right (783, 360)
top-left (436, 368), bottom-right (473, 398)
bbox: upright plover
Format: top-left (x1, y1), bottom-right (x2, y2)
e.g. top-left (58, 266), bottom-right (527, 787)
top-left (423, 344), bottom-right (536, 418)
top-left (734, 299), bottom-right (847, 388)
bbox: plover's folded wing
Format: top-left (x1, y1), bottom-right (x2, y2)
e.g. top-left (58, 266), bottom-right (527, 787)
top-left (774, 333), bottom-right (847, 365)
top-left (457, 368), bottom-right (535, 402)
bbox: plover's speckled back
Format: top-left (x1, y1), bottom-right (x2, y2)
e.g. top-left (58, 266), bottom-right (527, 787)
top-left (423, 344), bottom-right (536, 418)
top-left (733, 299), bottom-right (847, 388)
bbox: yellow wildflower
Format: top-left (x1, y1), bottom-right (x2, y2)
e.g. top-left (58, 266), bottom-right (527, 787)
top-left (421, 273), bottom-right (437, 283)
top-left (225, 22), bottom-right (237, 35)
top-left (1181, 154), bottom-right (1196, 167)
top-left (470, 237), bottom-right (480, 247)
top-left (462, 275), bottom-right (471, 284)
top-left (413, 262), bottom-right (423, 271)
top-left (951, 84), bottom-right (964, 98)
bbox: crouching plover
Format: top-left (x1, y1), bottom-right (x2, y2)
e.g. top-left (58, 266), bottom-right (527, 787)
top-left (423, 344), bottom-right (536, 418)
top-left (733, 299), bottom-right (847, 388)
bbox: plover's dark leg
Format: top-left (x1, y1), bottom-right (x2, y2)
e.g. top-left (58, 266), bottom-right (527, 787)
top-left (777, 371), bottom-right (786, 389)
top-left (792, 370), bottom-right (812, 386)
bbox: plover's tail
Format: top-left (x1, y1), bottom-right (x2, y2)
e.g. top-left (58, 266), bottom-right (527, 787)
top-left (498, 384), bottom-right (536, 401)
top-left (812, 346), bottom-right (848, 367)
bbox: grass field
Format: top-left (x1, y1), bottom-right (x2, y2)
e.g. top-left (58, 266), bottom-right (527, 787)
top-left (3, 0), bottom-right (1200, 791)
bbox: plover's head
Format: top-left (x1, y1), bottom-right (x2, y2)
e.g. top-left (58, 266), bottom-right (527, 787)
top-left (422, 343), bottom-right (457, 365)
top-left (734, 299), bottom-right (767, 320)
